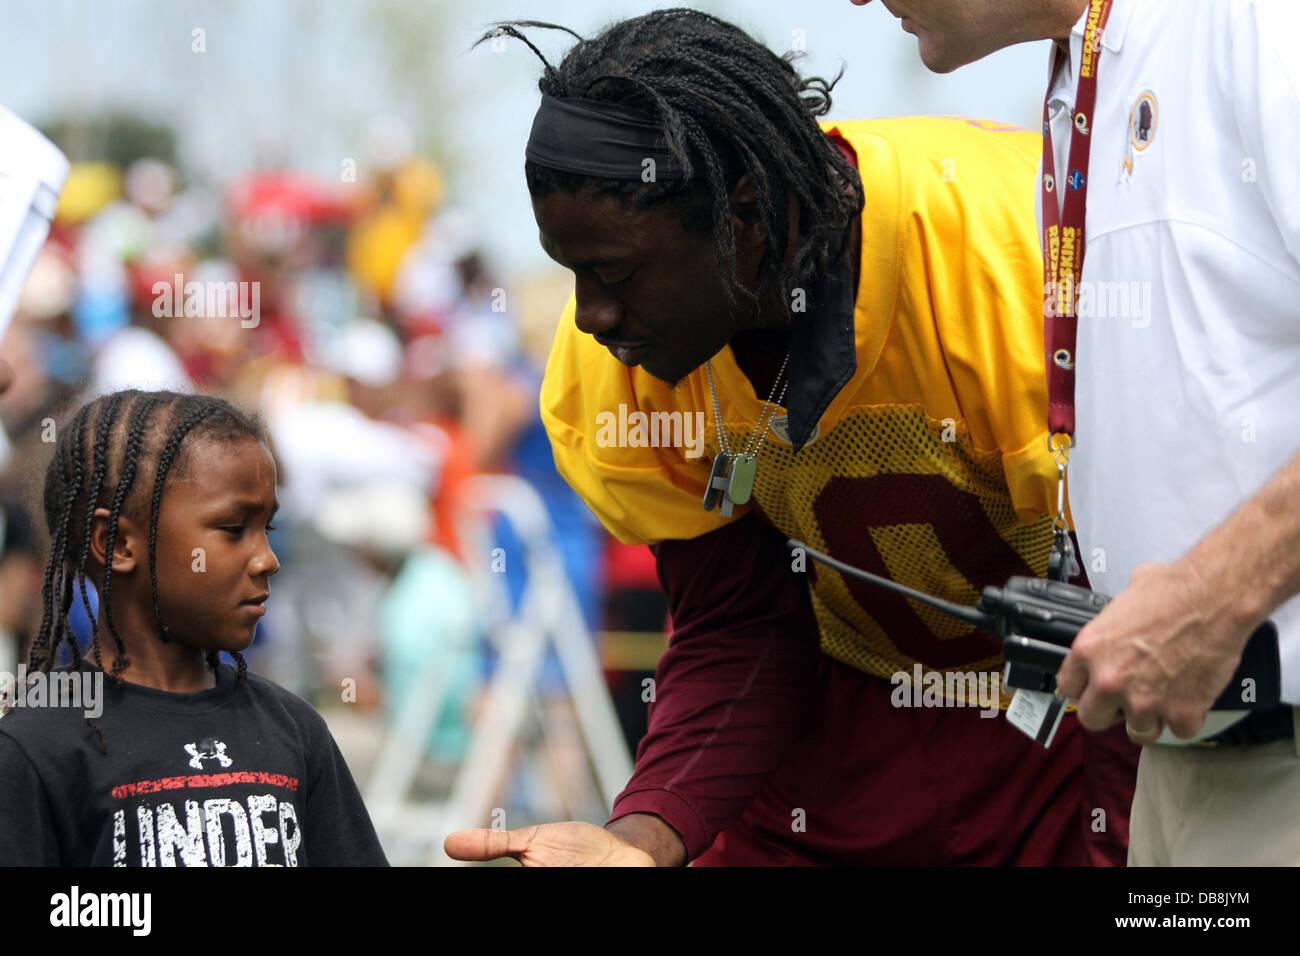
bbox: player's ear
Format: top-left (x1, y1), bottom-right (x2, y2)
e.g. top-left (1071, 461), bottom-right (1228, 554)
top-left (89, 507), bottom-right (141, 574)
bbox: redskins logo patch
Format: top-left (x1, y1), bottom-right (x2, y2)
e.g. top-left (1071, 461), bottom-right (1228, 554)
top-left (1129, 91), bottom-right (1158, 151)
top-left (1121, 90), bottom-right (1158, 182)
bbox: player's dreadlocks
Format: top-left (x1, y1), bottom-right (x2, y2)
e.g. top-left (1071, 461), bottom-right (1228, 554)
top-left (30, 389), bottom-right (266, 752)
top-left (478, 8), bottom-right (865, 314)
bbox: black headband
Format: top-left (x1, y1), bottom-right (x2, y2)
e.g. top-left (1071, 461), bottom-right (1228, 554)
top-left (525, 93), bottom-right (686, 181)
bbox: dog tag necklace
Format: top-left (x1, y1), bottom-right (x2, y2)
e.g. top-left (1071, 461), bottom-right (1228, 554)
top-left (703, 352), bottom-right (789, 516)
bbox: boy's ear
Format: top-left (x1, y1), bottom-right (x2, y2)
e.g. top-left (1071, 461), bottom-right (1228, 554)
top-left (89, 507), bottom-right (140, 574)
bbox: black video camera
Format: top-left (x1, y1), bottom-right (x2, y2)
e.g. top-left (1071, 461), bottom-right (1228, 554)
top-left (982, 576), bottom-right (1280, 711)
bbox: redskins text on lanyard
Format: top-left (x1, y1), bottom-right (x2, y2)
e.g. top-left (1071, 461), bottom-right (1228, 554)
top-left (1041, 0), bottom-right (1113, 582)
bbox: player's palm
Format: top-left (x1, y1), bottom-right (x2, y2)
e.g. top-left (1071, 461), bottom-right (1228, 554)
top-left (444, 821), bottom-right (655, 866)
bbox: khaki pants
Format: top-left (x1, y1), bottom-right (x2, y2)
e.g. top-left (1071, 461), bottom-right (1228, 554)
top-left (1128, 708), bottom-right (1300, 865)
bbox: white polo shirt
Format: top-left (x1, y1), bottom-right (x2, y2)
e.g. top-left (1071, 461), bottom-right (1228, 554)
top-left (1044, 0), bottom-right (1300, 704)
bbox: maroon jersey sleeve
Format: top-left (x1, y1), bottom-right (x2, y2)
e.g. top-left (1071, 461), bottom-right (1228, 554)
top-left (606, 513), bottom-right (823, 861)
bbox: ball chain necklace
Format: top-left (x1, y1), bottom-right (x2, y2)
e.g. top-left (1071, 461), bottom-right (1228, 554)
top-left (703, 351), bottom-right (790, 516)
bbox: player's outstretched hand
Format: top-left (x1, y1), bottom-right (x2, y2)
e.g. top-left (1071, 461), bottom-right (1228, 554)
top-left (444, 821), bottom-right (656, 867)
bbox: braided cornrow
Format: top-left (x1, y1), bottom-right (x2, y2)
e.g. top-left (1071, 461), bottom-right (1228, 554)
top-left (481, 9), bottom-right (864, 313)
top-left (99, 392), bottom-right (165, 678)
top-left (78, 390), bottom-right (130, 673)
top-left (34, 403), bottom-right (91, 672)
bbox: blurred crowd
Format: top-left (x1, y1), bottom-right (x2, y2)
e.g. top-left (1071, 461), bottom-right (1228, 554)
top-left (0, 116), bottom-right (668, 796)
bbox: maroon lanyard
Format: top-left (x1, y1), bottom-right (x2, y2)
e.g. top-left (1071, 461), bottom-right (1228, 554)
top-left (1042, 0), bottom-right (1113, 444)
top-left (1041, 0), bottom-right (1113, 581)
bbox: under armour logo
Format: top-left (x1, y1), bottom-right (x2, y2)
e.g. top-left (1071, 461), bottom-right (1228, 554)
top-left (185, 737), bottom-right (232, 770)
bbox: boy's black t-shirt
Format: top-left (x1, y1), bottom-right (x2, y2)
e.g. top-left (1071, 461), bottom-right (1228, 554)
top-left (0, 663), bottom-right (389, 866)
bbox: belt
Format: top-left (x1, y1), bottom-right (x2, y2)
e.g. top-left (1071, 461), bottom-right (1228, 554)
top-left (1193, 705), bottom-right (1296, 747)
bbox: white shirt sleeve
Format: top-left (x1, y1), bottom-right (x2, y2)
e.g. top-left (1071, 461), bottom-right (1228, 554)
top-left (1227, 0), bottom-right (1300, 267)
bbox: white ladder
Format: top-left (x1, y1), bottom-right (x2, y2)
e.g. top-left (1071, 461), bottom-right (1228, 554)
top-left (363, 474), bottom-right (634, 865)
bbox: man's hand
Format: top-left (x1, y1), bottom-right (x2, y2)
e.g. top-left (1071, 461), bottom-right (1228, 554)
top-left (444, 821), bottom-right (659, 867)
top-left (1055, 559), bottom-right (1252, 740)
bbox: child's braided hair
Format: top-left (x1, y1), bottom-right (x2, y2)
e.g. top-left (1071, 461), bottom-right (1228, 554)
top-left (31, 389), bottom-right (267, 752)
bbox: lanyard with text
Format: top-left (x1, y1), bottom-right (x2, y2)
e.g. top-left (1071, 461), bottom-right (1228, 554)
top-left (1041, 0), bottom-right (1113, 581)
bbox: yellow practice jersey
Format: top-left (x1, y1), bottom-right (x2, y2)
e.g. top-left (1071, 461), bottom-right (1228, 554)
top-left (541, 116), bottom-right (1057, 684)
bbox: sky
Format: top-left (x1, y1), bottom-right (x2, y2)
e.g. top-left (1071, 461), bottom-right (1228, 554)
top-left (0, 0), bottom-right (1052, 275)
